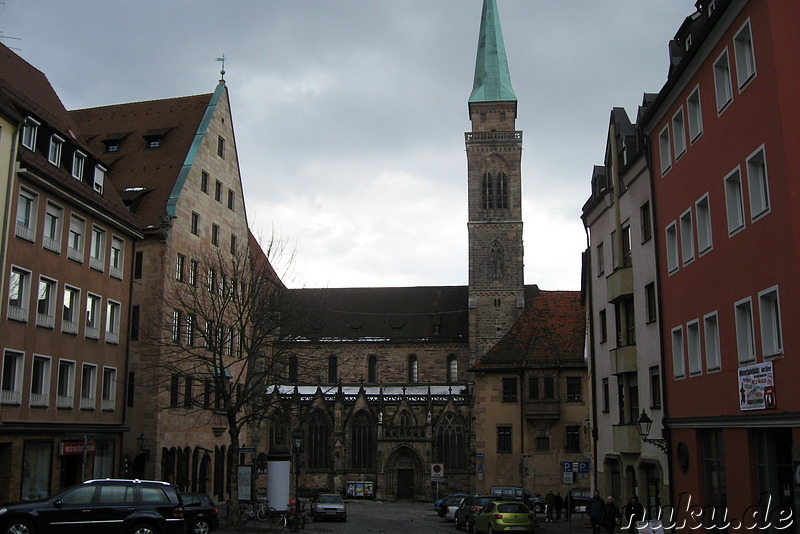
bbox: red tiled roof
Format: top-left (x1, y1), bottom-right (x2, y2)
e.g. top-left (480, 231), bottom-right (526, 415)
top-left (70, 93), bottom-right (212, 228)
top-left (248, 230), bottom-right (285, 289)
top-left (472, 290), bottom-right (585, 371)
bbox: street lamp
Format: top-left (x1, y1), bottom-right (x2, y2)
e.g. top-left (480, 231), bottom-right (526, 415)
top-left (636, 409), bottom-right (668, 453)
top-left (292, 429), bottom-right (304, 498)
top-left (136, 432), bottom-right (150, 460)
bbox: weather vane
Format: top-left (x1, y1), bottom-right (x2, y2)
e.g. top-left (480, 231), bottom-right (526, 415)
top-left (216, 54), bottom-right (227, 80)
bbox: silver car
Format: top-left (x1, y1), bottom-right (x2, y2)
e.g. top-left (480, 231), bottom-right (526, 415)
top-left (312, 493), bottom-right (347, 522)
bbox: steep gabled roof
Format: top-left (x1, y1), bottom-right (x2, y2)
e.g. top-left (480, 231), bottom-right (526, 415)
top-left (469, 0), bottom-right (517, 103)
top-left (70, 91), bottom-right (214, 229)
top-left (248, 230), bottom-right (285, 290)
top-left (472, 290), bottom-right (585, 371)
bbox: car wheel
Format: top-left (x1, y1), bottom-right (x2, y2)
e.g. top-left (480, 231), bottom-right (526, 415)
top-left (5, 520), bottom-right (36, 534)
top-left (455, 517), bottom-right (463, 530)
top-left (130, 524), bottom-right (160, 534)
top-left (487, 526), bottom-right (495, 534)
top-left (467, 519), bottom-right (474, 533)
top-left (535, 504), bottom-right (544, 513)
top-left (191, 518), bottom-right (211, 534)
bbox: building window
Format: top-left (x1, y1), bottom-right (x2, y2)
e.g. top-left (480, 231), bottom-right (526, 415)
top-left (566, 377), bottom-right (582, 402)
top-left (649, 366), bottom-right (661, 409)
top-left (217, 136), bottom-right (225, 158)
top-left (93, 166), bottom-right (106, 194)
top-left (110, 236), bottom-right (124, 279)
top-left (704, 312), bottom-right (721, 372)
top-left (230, 234), bottom-right (237, 254)
top-left (724, 167), bottom-right (745, 235)
top-left (183, 376), bottom-right (193, 408)
top-left (502, 377), bottom-right (517, 403)
top-left (665, 221), bottom-right (679, 274)
top-left (434, 412), bottom-right (467, 470)
top-left (687, 86), bottom-right (703, 142)
top-left (175, 254), bottom-right (186, 282)
top-left (543, 376), bottom-right (555, 399)
top-left (687, 320), bottom-right (702, 376)
top-left (758, 287), bottom-right (782, 358)
top-left (190, 212), bottom-right (199, 235)
top-left (189, 260), bottom-right (198, 287)
top-left (616, 297), bottom-right (636, 347)
top-left (211, 224), bottom-right (219, 246)
top-left (447, 354), bottom-right (458, 383)
top-left (599, 309), bottom-right (608, 343)
top-left (307, 410), bottom-right (332, 469)
top-left (57, 360), bottom-right (75, 408)
top-left (596, 242), bottom-right (604, 276)
top-left (130, 305), bottom-right (140, 341)
top-left (21, 117), bottom-right (39, 150)
top-left (8, 267), bottom-right (32, 322)
top-left (80, 364), bottom-right (97, 410)
top-left (172, 309), bottom-right (183, 344)
top-left (680, 209), bottom-right (695, 266)
top-left (350, 410), bottom-right (376, 470)
top-left (89, 226), bottom-right (106, 272)
top-left (621, 224), bottom-right (632, 268)
top-left (101, 367), bottom-right (117, 411)
top-left (214, 180), bottom-right (222, 202)
top-left (170, 374), bottom-right (180, 407)
top-left (536, 435), bottom-right (550, 453)
top-left (702, 430), bottom-right (727, 518)
top-left (105, 300), bottom-right (121, 345)
top-left (67, 215), bottom-right (85, 263)
top-left (565, 426), bottom-right (581, 453)
top-left (713, 49), bottom-right (733, 113)
top-left (48, 135), bottom-right (64, 165)
top-left (72, 151), bottom-right (86, 180)
top-left (528, 377), bottom-right (539, 400)
top-left (36, 277), bottom-right (57, 329)
top-left (43, 202), bottom-right (63, 253)
top-left (1, 351), bottom-right (24, 405)
top-left (672, 108), bottom-right (686, 159)
top-left (85, 293), bottom-right (101, 340)
top-left (15, 188), bottom-right (37, 242)
top-left (746, 146), bottom-right (770, 220)
top-left (407, 354), bottom-right (418, 383)
top-left (288, 356), bottom-right (298, 383)
top-left (62, 286), bottom-right (80, 334)
top-left (207, 268), bottom-right (216, 294)
top-left (658, 125), bottom-right (671, 175)
top-left (601, 378), bottom-right (609, 413)
top-left (481, 172), bottom-right (508, 210)
top-left (21, 441), bottom-right (52, 501)
top-left (734, 298), bottom-right (755, 364)
top-left (200, 171), bottom-right (209, 193)
top-left (672, 326), bottom-right (685, 379)
top-left (640, 202), bottom-right (652, 243)
top-left (733, 19), bottom-right (756, 89)
top-left (645, 283), bottom-right (657, 323)
top-left (696, 195), bottom-right (713, 254)
top-left (185, 314), bottom-right (195, 347)
top-left (328, 355), bottom-right (338, 383)
top-left (227, 189), bottom-right (235, 211)
top-left (497, 426), bottom-right (512, 454)
top-left (367, 355), bottom-right (378, 383)
top-left (134, 252), bottom-right (143, 279)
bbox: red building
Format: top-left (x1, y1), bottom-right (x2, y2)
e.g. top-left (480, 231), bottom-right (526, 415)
top-left (642, 0), bottom-right (800, 528)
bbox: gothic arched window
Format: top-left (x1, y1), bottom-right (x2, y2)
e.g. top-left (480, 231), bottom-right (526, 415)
top-left (397, 409), bottom-right (415, 427)
top-left (481, 171), bottom-right (509, 210)
top-left (434, 412), bottom-right (467, 470)
top-left (350, 410), bottom-right (375, 470)
top-left (482, 172), bottom-right (493, 210)
top-left (408, 354), bottom-right (418, 383)
top-left (288, 356), bottom-right (298, 383)
top-left (327, 355), bottom-right (338, 383)
top-left (447, 354), bottom-right (458, 384)
top-left (307, 411), bottom-right (332, 469)
top-left (368, 355), bottom-right (378, 383)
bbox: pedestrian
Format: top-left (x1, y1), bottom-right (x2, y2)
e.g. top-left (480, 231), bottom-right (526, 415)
top-left (554, 492), bottom-right (564, 521)
top-left (623, 495), bottom-right (646, 533)
top-left (545, 489), bottom-right (555, 522)
top-left (564, 493), bottom-right (571, 521)
top-left (588, 490), bottom-right (605, 534)
top-left (602, 496), bottom-right (622, 534)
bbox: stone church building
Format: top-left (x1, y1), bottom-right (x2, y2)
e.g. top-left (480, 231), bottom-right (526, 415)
top-left (271, 0), bottom-right (587, 502)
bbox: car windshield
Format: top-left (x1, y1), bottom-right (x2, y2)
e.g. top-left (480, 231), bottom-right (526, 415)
top-left (476, 497), bottom-right (496, 507)
top-left (318, 495), bottom-right (342, 504)
top-left (497, 503), bottom-right (529, 514)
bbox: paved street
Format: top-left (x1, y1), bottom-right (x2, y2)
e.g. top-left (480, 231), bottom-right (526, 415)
top-left (217, 499), bottom-right (593, 534)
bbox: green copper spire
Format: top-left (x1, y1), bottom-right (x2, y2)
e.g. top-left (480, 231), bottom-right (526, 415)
top-left (469, 0), bottom-right (517, 103)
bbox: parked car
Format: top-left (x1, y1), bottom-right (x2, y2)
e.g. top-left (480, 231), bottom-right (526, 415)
top-left (444, 496), bottom-right (466, 522)
top-left (455, 494), bottom-right (498, 532)
top-left (488, 486), bottom-right (543, 513)
top-left (181, 492), bottom-right (219, 534)
top-left (474, 501), bottom-right (537, 534)
top-left (311, 493), bottom-right (347, 522)
top-left (437, 493), bottom-right (468, 517)
top-left (0, 478), bottom-right (185, 534)
top-left (567, 487), bottom-right (591, 513)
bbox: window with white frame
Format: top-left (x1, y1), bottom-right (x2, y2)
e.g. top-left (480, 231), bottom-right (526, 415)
top-left (687, 86), bottom-right (703, 142)
top-left (72, 150), bottom-right (86, 180)
top-left (36, 277), bottom-right (57, 329)
top-left (43, 201), bottom-right (63, 253)
top-left (8, 266), bottom-right (31, 322)
top-left (105, 300), bottom-right (121, 345)
top-left (758, 287), bottom-right (782, 358)
top-left (175, 253), bottom-right (185, 282)
top-left (704, 312), bottom-right (721, 372)
top-left (696, 195), bottom-right (713, 254)
top-left (101, 367), bottom-right (117, 411)
top-left (687, 320), bottom-right (702, 376)
top-left (30, 355), bottom-right (51, 407)
top-left (67, 214), bottom-right (85, 263)
top-left (15, 188), bottom-right (37, 242)
top-left (671, 326), bottom-right (685, 379)
top-left (172, 309), bottom-right (182, 344)
top-left (110, 236), bottom-right (124, 279)
top-left (89, 226), bottom-right (106, 271)
top-left (665, 222), bottom-right (679, 274)
top-left (734, 297), bottom-right (756, 364)
top-left (85, 293), bottom-right (101, 340)
top-left (733, 19), bottom-right (756, 89)
top-left (48, 134), bottom-right (64, 166)
top-left (713, 49), bottom-right (733, 113)
top-left (189, 260), bottom-right (198, 287)
top-left (746, 146), bottom-right (770, 220)
top-left (93, 165), bottom-right (106, 194)
top-left (56, 359), bottom-right (75, 408)
top-left (680, 209), bottom-right (695, 266)
top-left (672, 108), bottom-right (687, 159)
top-left (80, 364), bottom-right (96, 410)
top-left (724, 168), bottom-right (745, 234)
top-left (21, 117), bottom-right (39, 150)
top-left (596, 242), bottom-right (604, 276)
top-left (1, 350), bottom-right (24, 405)
top-left (62, 285), bottom-right (80, 334)
top-left (658, 125), bottom-right (672, 175)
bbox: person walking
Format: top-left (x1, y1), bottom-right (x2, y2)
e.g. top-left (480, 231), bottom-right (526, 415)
top-left (602, 496), bottom-right (622, 534)
top-left (545, 489), bottom-right (555, 522)
top-left (623, 495), bottom-right (646, 533)
top-left (588, 490), bottom-right (605, 534)
top-left (554, 492), bottom-right (564, 521)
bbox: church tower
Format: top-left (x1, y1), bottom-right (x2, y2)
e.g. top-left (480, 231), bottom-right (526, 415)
top-left (467, 0), bottom-right (524, 364)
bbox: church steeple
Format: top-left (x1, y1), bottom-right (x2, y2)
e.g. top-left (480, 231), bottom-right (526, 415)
top-left (469, 0), bottom-right (517, 103)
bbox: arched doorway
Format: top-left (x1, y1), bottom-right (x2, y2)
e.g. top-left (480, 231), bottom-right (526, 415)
top-left (385, 446), bottom-right (423, 501)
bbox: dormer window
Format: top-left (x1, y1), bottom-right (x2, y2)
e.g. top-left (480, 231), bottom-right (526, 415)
top-left (94, 166), bottom-right (106, 194)
top-left (72, 151), bottom-right (86, 180)
top-left (21, 117), bottom-right (40, 150)
top-left (145, 136), bottom-right (162, 149)
top-left (48, 135), bottom-right (64, 166)
top-left (685, 34), bottom-right (692, 52)
top-left (103, 139), bottom-right (120, 153)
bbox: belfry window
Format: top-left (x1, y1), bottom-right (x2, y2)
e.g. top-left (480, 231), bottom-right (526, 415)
top-left (481, 172), bottom-right (509, 210)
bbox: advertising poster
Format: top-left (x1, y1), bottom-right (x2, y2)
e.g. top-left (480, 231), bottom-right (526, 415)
top-left (738, 361), bottom-right (776, 411)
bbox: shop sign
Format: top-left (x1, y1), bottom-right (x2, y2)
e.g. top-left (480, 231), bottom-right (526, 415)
top-left (60, 441), bottom-right (96, 455)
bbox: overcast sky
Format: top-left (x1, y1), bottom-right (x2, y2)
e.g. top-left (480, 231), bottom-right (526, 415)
top-left (3, 0), bottom-right (697, 290)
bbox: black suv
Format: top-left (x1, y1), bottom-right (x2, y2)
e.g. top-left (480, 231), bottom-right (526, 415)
top-left (0, 478), bottom-right (185, 534)
top-left (181, 492), bottom-right (219, 534)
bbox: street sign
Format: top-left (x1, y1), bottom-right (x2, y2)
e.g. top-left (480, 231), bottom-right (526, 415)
top-left (476, 452), bottom-right (485, 459)
top-left (562, 460), bottom-right (590, 473)
top-left (238, 447), bottom-right (255, 453)
top-left (563, 471), bottom-right (574, 484)
top-left (431, 463), bottom-right (444, 480)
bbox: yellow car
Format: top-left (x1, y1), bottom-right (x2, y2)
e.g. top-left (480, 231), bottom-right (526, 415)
top-left (473, 501), bottom-right (537, 534)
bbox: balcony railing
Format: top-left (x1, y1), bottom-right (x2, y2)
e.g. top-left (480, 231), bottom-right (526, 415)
top-left (89, 256), bottom-right (104, 272)
top-left (110, 265), bottom-right (123, 279)
top-left (8, 305), bottom-right (28, 323)
top-left (57, 395), bottom-right (73, 409)
top-left (36, 312), bottom-right (55, 329)
top-left (30, 392), bottom-right (48, 407)
top-left (62, 319), bottom-right (78, 334)
top-left (67, 246), bottom-right (83, 263)
top-left (15, 222), bottom-right (34, 242)
top-left (1, 389), bottom-right (21, 405)
top-left (80, 396), bottom-right (95, 410)
top-left (43, 236), bottom-right (61, 253)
